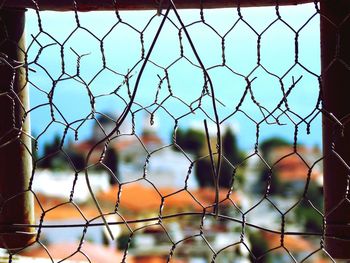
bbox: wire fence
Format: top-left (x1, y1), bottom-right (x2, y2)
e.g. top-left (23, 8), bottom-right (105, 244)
top-left (0, 0), bottom-right (349, 262)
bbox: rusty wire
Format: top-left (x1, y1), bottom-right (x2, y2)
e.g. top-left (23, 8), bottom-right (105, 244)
top-left (0, 0), bottom-right (349, 262)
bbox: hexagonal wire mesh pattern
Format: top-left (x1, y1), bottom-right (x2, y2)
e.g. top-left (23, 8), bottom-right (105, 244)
top-left (0, 0), bottom-right (349, 262)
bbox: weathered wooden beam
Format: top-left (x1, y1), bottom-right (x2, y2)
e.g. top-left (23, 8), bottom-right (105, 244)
top-left (0, 9), bottom-right (36, 250)
top-left (2, 0), bottom-right (314, 12)
top-left (321, 0), bottom-right (350, 259)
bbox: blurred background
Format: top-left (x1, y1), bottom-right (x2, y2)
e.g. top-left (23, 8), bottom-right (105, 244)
top-left (5, 3), bottom-right (329, 262)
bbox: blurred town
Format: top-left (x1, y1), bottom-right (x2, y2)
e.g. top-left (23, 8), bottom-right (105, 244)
top-left (11, 113), bottom-right (326, 263)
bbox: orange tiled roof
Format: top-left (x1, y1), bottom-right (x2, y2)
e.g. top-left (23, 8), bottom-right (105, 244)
top-left (313, 258), bottom-right (331, 263)
top-left (34, 194), bottom-right (100, 221)
top-left (72, 133), bottom-right (163, 157)
top-left (270, 146), bottom-right (322, 183)
top-left (134, 255), bottom-right (185, 263)
top-left (140, 133), bottom-right (163, 146)
top-left (263, 232), bottom-right (314, 252)
top-left (34, 184), bottom-right (239, 221)
top-left (98, 183), bottom-right (239, 213)
top-left (275, 156), bottom-right (322, 182)
top-left (71, 141), bottom-right (94, 153)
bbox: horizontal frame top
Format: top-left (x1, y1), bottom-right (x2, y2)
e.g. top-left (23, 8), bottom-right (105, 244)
top-left (2, 0), bottom-right (314, 12)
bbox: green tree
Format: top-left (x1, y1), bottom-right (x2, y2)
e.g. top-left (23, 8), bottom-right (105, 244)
top-left (196, 158), bottom-right (215, 187)
top-left (223, 127), bottom-right (240, 164)
top-left (259, 137), bottom-right (290, 158)
top-left (173, 127), bottom-right (212, 186)
top-left (69, 150), bottom-right (85, 171)
top-left (174, 128), bottom-right (205, 155)
top-left (257, 167), bottom-right (286, 196)
top-left (220, 127), bottom-right (242, 188)
top-left (40, 134), bottom-right (63, 169)
top-left (256, 137), bottom-right (291, 195)
top-left (294, 184), bottom-right (323, 233)
top-left (103, 148), bottom-right (119, 185)
top-left (39, 135), bottom-right (86, 171)
top-left (248, 231), bottom-right (272, 263)
top-left (173, 127), bottom-right (246, 188)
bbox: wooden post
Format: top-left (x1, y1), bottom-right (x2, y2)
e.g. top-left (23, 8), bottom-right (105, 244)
top-left (2, 0), bottom-right (313, 11)
top-left (321, 0), bottom-right (350, 259)
top-left (0, 9), bottom-right (36, 249)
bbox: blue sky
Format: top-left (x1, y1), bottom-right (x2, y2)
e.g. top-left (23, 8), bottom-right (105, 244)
top-left (25, 3), bottom-right (321, 152)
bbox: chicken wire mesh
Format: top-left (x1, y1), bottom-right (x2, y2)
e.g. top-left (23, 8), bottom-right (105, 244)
top-left (0, 0), bottom-right (349, 262)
